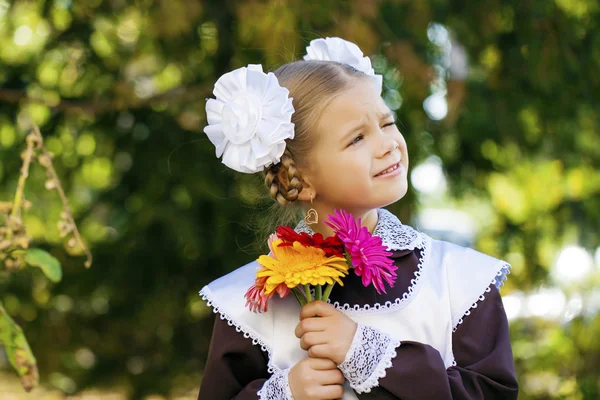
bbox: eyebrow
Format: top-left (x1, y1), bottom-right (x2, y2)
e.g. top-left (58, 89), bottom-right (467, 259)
top-left (341, 111), bottom-right (396, 143)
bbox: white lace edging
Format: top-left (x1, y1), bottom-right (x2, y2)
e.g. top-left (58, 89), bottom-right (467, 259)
top-left (373, 208), bottom-right (427, 251)
top-left (257, 368), bottom-right (294, 400)
top-left (327, 235), bottom-right (431, 316)
top-left (338, 324), bottom-right (401, 394)
top-left (452, 261), bottom-right (512, 333)
top-left (491, 261), bottom-right (511, 290)
top-left (199, 286), bottom-right (279, 374)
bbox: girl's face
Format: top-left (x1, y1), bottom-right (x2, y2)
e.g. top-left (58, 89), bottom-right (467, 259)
top-left (303, 78), bottom-right (409, 216)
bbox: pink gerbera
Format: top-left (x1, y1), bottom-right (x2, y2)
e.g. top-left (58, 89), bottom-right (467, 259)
top-left (244, 273), bottom-right (290, 313)
top-left (244, 283), bottom-right (270, 313)
top-left (325, 209), bottom-right (398, 294)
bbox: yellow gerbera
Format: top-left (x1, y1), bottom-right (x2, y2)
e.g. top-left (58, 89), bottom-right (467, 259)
top-left (256, 239), bottom-right (349, 295)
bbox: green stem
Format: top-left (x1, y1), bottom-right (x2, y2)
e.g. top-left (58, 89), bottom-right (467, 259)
top-left (322, 283), bottom-right (336, 303)
top-left (5, 132), bottom-right (36, 242)
top-left (291, 287), bottom-right (306, 306)
top-left (315, 285), bottom-right (323, 301)
top-left (304, 284), bottom-right (313, 303)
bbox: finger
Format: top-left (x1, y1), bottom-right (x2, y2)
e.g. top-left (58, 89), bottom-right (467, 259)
top-left (314, 384), bottom-right (344, 400)
top-left (316, 369), bottom-right (345, 385)
top-left (308, 343), bottom-right (332, 360)
top-left (300, 300), bottom-right (336, 320)
top-left (294, 317), bottom-right (326, 338)
top-left (308, 357), bottom-right (337, 371)
top-left (300, 331), bottom-right (327, 351)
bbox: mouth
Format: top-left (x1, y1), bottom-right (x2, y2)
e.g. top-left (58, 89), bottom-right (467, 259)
top-left (375, 162), bottom-right (402, 177)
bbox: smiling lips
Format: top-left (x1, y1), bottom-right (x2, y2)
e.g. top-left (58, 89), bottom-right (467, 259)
top-left (375, 162), bottom-right (402, 177)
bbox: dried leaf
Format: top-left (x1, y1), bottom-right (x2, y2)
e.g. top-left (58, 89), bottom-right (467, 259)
top-left (25, 132), bottom-right (42, 148)
top-left (37, 154), bottom-right (51, 167)
top-left (0, 240), bottom-right (11, 251)
top-left (7, 216), bottom-right (23, 231)
top-left (57, 220), bottom-right (73, 238)
top-left (0, 202), bottom-right (13, 214)
top-left (14, 236), bottom-right (31, 249)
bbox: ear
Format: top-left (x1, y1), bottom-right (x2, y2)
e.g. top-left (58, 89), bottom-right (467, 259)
top-left (297, 177), bottom-right (315, 202)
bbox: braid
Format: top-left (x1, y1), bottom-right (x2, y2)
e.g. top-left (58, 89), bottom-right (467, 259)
top-left (264, 150), bottom-right (304, 205)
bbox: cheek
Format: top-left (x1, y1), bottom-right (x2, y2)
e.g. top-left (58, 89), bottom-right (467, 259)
top-left (397, 132), bottom-right (408, 151)
top-left (396, 133), bottom-right (409, 159)
top-left (311, 150), bottom-right (373, 191)
top-left (341, 152), bottom-right (370, 173)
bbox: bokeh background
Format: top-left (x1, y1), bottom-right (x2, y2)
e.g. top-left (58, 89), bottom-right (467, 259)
top-left (1, 0), bottom-right (599, 399)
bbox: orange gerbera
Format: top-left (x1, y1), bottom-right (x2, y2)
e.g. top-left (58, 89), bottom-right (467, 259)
top-left (256, 239), bottom-right (349, 295)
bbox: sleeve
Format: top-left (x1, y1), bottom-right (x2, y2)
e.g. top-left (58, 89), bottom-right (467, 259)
top-left (198, 316), bottom-right (294, 400)
top-left (343, 284), bottom-right (519, 399)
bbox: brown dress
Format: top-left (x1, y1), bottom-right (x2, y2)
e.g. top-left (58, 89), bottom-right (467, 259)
top-left (198, 247), bottom-right (519, 399)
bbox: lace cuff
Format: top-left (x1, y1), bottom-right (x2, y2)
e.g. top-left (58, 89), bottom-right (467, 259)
top-left (337, 324), bottom-right (401, 394)
top-left (257, 367), bottom-right (294, 400)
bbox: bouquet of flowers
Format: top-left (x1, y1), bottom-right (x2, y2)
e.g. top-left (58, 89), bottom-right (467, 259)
top-left (244, 209), bottom-right (399, 313)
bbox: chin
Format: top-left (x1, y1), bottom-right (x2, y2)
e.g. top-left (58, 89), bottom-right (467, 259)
top-left (377, 183), bottom-right (408, 208)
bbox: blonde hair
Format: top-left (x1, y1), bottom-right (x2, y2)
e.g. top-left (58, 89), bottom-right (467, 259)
top-left (251, 60), bottom-right (371, 244)
top-left (263, 60), bottom-right (369, 209)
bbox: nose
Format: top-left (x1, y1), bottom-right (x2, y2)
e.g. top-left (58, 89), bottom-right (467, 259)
top-left (376, 137), bottom-right (400, 159)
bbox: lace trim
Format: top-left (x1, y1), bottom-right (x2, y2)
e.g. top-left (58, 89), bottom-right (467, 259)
top-left (257, 368), bottom-right (294, 400)
top-left (199, 286), bottom-right (279, 374)
top-left (294, 208), bottom-right (426, 251)
top-left (338, 324), bottom-right (401, 394)
top-left (327, 235), bottom-right (431, 315)
top-left (452, 261), bottom-right (511, 333)
top-left (491, 261), bottom-right (511, 290)
top-left (373, 208), bottom-right (426, 251)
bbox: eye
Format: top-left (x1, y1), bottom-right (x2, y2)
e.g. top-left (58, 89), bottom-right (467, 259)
top-left (349, 134), bottom-right (364, 146)
top-left (383, 122), bottom-right (396, 128)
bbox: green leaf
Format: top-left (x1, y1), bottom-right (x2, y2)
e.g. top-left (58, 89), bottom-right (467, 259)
top-left (0, 303), bottom-right (39, 392)
top-left (25, 248), bottom-right (62, 283)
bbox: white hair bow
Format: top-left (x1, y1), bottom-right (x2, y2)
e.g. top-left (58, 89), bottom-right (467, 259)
top-left (304, 37), bottom-right (383, 93)
top-left (204, 64), bottom-right (295, 174)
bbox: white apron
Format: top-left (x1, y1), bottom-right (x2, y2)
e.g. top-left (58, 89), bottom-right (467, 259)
top-left (200, 232), bottom-right (510, 398)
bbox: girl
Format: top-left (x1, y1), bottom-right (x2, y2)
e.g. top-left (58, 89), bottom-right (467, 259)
top-left (198, 37), bottom-right (518, 399)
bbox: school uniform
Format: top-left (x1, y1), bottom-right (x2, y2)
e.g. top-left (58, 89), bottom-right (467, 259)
top-left (198, 208), bottom-right (518, 399)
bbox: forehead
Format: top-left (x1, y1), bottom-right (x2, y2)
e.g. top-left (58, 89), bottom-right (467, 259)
top-left (316, 79), bottom-right (389, 131)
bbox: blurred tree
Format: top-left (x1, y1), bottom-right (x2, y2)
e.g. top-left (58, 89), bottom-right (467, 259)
top-left (1, 126), bottom-right (92, 393)
top-left (0, 0), bottom-right (598, 398)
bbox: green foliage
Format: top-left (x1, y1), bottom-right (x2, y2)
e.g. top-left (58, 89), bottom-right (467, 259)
top-left (1, 128), bottom-right (89, 393)
top-left (0, 0), bottom-right (598, 398)
top-left (0, 302), bottom-right (38, 391)
top-left (25, 248), bottom-right (62, 283)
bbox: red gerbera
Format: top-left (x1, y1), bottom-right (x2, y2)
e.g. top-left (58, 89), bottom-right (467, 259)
top-left (275, 226), bottom-right (344, 257)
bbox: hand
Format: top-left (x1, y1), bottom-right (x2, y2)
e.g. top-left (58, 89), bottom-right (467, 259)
top-left (288, 357), bottom-right (344, 400)
top-left (295, 300), bottom-right (358, 365)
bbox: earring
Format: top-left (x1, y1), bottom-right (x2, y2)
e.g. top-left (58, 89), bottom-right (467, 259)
top-left (304, 194), bottom-right (318, 225)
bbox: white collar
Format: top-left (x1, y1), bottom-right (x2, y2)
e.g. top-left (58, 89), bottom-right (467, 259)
top-left (294, 208), bottom-right (426, 251)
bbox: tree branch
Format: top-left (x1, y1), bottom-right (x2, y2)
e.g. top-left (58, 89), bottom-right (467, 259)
top-left (0, 84), bottom-right (213, 115)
